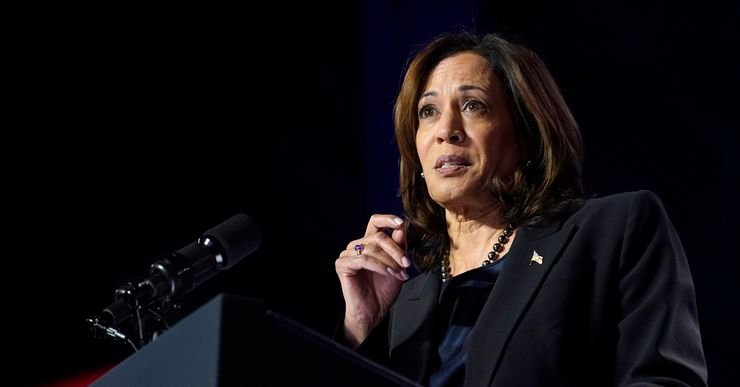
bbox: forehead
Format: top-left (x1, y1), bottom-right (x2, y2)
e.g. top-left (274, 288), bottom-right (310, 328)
top-left (423, 52), bottom-right (493, 90)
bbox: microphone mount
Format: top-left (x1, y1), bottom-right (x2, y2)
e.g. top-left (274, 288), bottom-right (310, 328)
top-left (86, 214), bottom-right (260, 351)
top-left (86, 250), bottom-right (192, 350)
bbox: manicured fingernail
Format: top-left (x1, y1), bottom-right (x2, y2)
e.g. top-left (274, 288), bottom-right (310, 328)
top-left (386, 267), bottom-right (397, 276)
top-left (393, 217), bottom-right (404, 225)
top-left (401, 256), bottom-right (411, 268)
top-left (400, 270), bottom-right (409, 280)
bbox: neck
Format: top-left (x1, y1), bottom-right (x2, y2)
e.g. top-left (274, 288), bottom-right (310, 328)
top-left (445, 205), bottom-right (508, 274)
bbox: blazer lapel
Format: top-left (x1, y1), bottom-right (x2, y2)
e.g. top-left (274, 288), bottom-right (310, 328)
top-left (389, 271), bottom-right (440, 351)
top-left (388, 271), bottom-right (440, 381)
top-left (465, 222), bottom-right (577, 386)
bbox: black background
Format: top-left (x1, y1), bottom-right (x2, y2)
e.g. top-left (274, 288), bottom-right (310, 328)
top-left (9, 1), bottom-right (739, 385)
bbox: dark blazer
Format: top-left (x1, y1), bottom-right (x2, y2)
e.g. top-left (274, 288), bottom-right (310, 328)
top-left (358, 191), bottom-right (708, 386)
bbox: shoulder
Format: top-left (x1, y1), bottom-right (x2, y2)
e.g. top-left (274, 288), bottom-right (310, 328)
top-left (583, 189), bottom-right (663, 211)
top-left (568, 190), bottom-right (668, 223)
top-left (519, 191), bottom-right (671, 241)
top-left (546, 190), bottom-right (673, 238)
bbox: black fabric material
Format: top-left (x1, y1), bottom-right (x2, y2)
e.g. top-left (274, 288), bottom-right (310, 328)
top-left (429, 261), bottom-right (506, 387)
top-left (354, 191), bottom-right (708, 387)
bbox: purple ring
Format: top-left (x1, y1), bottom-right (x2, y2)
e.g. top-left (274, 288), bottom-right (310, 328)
top-left (354, 244), bottom-right (364, 255)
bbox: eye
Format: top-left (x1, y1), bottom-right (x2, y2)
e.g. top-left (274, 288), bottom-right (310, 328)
top-left (418, 105), bottom-right (437, 119)
top-left (463, 100), bottom-right (487, 114)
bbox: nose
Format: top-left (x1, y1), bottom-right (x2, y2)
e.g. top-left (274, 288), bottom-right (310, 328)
top-left (435, 110), bottom-right (465, 144)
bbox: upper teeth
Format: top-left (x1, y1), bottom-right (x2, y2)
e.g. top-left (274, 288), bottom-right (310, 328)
top-left (441, 162), bottom-right (463, 167)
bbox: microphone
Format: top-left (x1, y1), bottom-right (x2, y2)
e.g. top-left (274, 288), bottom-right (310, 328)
top-left (95, 214), bottom-right (261, 335)
top-left (146, 213), bottom-right (261, 300)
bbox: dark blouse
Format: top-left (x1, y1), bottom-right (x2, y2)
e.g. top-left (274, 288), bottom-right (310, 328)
top-left (428, 260), bottom-right (506, 387)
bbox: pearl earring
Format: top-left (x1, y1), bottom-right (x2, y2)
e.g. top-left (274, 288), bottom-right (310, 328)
top-left (420, 172), bottom-right (425, 179)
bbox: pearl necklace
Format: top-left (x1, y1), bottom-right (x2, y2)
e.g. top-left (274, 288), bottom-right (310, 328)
top-left (441, 223), bottom-right (517, 283)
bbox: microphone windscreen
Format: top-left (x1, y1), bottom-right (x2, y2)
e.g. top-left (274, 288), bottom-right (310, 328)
top-left (203, 213), bottom-right (261, 269)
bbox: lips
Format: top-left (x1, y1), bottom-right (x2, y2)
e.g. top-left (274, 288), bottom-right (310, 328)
top-left (433, 154), bottom-right (471, 176)
top-left (434, 154), bottom-right (471, 169)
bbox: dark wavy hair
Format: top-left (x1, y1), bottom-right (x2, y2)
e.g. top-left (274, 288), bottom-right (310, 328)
top-left (395, 32), bottom-right (584, 272)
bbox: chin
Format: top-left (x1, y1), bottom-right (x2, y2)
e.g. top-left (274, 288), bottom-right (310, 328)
top-left (429, 187), bottom-right (472, 207)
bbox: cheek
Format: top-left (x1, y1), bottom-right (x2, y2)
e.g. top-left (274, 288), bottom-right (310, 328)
top-left (491, 133), bottom-right (520, 170)
top-left (479, 129), bottom-right (518, 170)
top-left (415, 130), bottom-right (431, 159)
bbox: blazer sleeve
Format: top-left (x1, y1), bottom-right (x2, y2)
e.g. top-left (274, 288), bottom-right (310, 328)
top-left (615, 190), bottom-right (708, 386)
top-left (331, 312), bottom-right (391, 368)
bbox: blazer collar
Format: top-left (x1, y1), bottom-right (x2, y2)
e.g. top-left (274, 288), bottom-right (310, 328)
top-left (387, 271), bottom-right (440, 381)
top-left (386, 221), bottom-right (576, 383)
top-left (465, 221), bottom-right (577, 386)
top-left (388, 270), bottom-right (439, 352)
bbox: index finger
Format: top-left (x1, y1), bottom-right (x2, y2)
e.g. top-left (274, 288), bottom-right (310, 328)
top-left (364, 214), bottom-right (405, 236)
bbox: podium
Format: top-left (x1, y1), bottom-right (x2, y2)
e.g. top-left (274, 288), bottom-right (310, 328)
top-left (91, 293), bottom-right (421, 386)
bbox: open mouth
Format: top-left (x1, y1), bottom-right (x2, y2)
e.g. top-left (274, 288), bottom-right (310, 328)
top-left (434, 155), bottom-right (471, 175)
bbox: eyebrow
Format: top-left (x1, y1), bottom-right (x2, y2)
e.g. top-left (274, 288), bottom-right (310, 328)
top-left (458, 84), bottom-right (487, 93)
top-left (420, 85), bottom-right (487, 99)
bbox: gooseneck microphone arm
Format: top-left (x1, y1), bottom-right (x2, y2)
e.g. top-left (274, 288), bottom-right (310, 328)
top-left (86, 214), bottom-right (261, 350)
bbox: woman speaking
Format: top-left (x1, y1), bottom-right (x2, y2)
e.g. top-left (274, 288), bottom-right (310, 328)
top-left (334, 32), bottom-right (707, 387)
